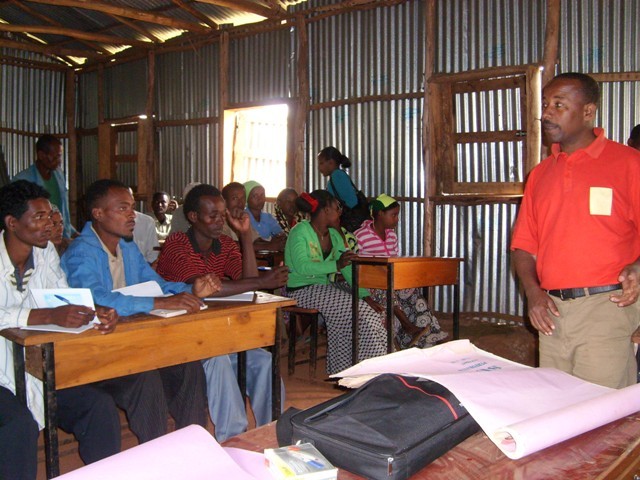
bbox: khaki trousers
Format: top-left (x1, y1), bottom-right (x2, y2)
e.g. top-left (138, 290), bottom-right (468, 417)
top-left (540, 290), bottom-right (640, 389)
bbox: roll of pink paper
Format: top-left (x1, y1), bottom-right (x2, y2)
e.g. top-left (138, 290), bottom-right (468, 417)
top-left (58, 425), bottom-right (265, 479)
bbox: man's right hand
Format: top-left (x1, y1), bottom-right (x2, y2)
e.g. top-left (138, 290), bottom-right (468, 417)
top-left (259, 265), bottom-right (289, 290)
top-left (50, 305), bottom-right (96, 328)
top-left (526, 287), bottom-right (560, 335)
top-left (154, 292), bottom-right (204, 313)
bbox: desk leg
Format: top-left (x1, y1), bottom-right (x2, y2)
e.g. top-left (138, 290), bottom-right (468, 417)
top-left (453, 283), bottom-right (460, 340)
top-left (42, 343), bottom-right (59, 479)
top-left (236, 351), bottom-right (247, 408)
top-left (12, 343), bottom-right (27, 406)
top-left (387, 265), bottom-right (394, 354)
top-left (272, 309), bottom-right (282, 421)
top-left (352, 263), bottom-right (360, 366)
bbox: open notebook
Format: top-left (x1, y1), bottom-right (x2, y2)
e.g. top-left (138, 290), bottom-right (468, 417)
top-left (24, 288), bottom-right (100, 334)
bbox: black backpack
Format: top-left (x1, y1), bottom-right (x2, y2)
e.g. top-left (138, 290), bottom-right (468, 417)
top-left (328, 176), bottom-right (370, 232)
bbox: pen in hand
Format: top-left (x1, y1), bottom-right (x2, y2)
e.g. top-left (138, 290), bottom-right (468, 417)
top-left (54, 294), bottom-right (95, 316)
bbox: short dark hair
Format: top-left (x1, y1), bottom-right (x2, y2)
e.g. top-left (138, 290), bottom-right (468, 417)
top-left (85, 179), bottom-right (128, 220)
top-left (36, 134), bottom-right (61, 154)
top-left (551, 72), bottom-right (600, 105)
top-left (183, 184), bottom-right (222, 221)
top-left (221, 182), bottom-right (244, 201)
top-left (630, 124), bottom-right (640, 143)
top-left (277, 188), bottom-right (298, 204)
top-left (0, 180), bottom-right (50, 230)
top-left (296, 190), bottom-right (336, 219)
top-left (152, 191), bottom-right (169, 202)
top-left (318, 146), bottom-right (352, 169)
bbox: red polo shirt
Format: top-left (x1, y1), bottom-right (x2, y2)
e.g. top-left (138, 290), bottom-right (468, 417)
top-left (511, 128), bottom-right (640, 290)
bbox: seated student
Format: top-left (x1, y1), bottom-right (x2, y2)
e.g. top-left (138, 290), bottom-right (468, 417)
top-left (61, 179), bottom-right (221, 441)
top-left (156, 184), bottom-right (288, 442)
top-left (0, 180), bottom-right (121, 475)
top-left (127, 188), bottom-right (160, 265)
top-left (221, 182), bottom-right (259, 243)
top-left (244, 180), bottom-right (286, 251)
top-left (50, 205), bottom-right (72, 256)
top-left (284, 190), bottom-right (387, 374)
top-left (629, 124), bottom-right (640, 151)
top-left (275, 188), bottom-right (306, 236)
top-left (171, 182), bottom-right (202, 234)
top-left (151, 191), bottom-right (172, 242)
top-left (354, 194), bottom-right (447, 348)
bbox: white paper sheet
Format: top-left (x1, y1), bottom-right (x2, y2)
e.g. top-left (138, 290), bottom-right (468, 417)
top-left (333, 340), bottom-right (640, 459)
top-left (204, 291), bottom-right (256, 302)
top-left (24, 288), bottom-right (99, 333)
top-left (112, 280), bottom-right (164, 297)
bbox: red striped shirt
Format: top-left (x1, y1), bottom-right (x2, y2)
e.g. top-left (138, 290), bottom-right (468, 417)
top-left (354, 220), bottom-right (398, 257)
top-left (156, 231), bottom-right (243, 282)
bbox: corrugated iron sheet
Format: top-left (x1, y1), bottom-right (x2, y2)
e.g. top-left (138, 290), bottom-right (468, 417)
top-left (155, 43), bottom-right (220, 121)
top-left (434, 202), bottom-right (523, 316)
top-left (104, 59), bottom-right (148, 119)
top-left (559, 0), bottom-right (640, 145)
top-left (435, 0), bottom-right (545, 73)
top-left (228, 28), bottom-right (295, 104)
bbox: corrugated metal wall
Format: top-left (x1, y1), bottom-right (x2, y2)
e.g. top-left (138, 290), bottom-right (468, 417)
top-left (306, 0), bottom-right (425, 255)
top-left (103, 59), bottom-right (148, 120)
top-left (0, 53), bottom-right (68, 180)
top-left (559, 0), bottom-right (640, 145)
top-left (228, 28), bottom-right (296, 104)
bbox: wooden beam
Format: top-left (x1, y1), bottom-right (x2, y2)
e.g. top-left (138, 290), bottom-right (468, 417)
top-left (261, 0), bottom-right (287, 16)
top-left (26, 0), bottom-right (210, 34)
top-left (541, 0), bottom-right (560, 87)
top-left (195, 0), bottom-right (279, 19)
top-left (430, 64), bottom-right (532, 84)
top-left (218, 31), bottom-right (229, 188)
top-left (0, 23), bottom-right (150, 47)
top-left (65, 69), bottom-right (78, 228)
top-left (138, 50), bottom-right (156, 201)
top-left (0, 39), bottom-right (103, 59)
top-left (423, 0), bottom-right (436, 256)
top-left (12, 0), bottom-right (112, 55)
top-left (589, 72), bottom-right (640, 82)
top-left (310, 92), bottom-right (423, 110)
top-left (525, 65), bottom-right (542, 173)
top-left (0, 55), bottom-right (68, 71)
top-left (108, 14), bottom-right (162, 43)
top-left (293, 14), bottom-right (309, 193)
top-left (171, 0), bottom-right (219, 29)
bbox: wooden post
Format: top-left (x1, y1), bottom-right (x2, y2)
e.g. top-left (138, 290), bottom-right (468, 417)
top-left (293, 14), bottom-right (310, 192)
top-left (137, 50), bottom-right (155, 202)
top-left (98, 122), bottom-right (114, 179)
top-left (542, 0), bottom-right (560, 87)
top-left (218, 31), bottom-right (229, 188)
top-left (65, 69), bottom-right (78, 227)
top-left (525, 65), bottom-right (542, 174)
top-left (422, 0), bottom-right (436, 255)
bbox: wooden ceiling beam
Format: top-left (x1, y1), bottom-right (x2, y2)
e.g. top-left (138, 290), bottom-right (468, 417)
top-left (0, 23), bottom-right (150, 47)
top-left (0, 38), bottom-right (103, 59)
top-left (171, 0), bottom-right (219, 30)
top-left (108, 14), bottom-right (162, 43)
top-left (195, 0), bottom-right (281, 19)
top-left (24, 0), bottom-right (211, 34)
top-left (12, 0), bottom-right (112, 55)
top-left (260, 0), bottom-right (287, 15)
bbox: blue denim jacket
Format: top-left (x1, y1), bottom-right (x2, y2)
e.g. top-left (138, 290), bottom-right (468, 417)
top-left (61, 222), bottom-right (191, 316)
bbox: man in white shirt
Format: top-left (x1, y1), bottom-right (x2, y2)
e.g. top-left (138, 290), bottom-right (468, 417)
top-left (0, 180), bottom-right (120, 478)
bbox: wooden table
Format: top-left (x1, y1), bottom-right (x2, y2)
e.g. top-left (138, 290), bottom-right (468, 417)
top-left (351, 256), bottom-right (462, 364)
top-left (224, 413), bottom-right (640, 479)
top-left (1, 292), bottom-right (295, 479)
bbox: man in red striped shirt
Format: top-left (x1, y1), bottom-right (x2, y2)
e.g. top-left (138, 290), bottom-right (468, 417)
top-left (156, 184), bottom-right (288, 441)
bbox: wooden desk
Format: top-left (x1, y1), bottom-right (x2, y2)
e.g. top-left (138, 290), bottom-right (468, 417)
top-left (351, 257), bottom-right (462, 364)
top-left (224, 413), bottom-right (640, 479)
top-left (1, 292), bottom-right (295, 479)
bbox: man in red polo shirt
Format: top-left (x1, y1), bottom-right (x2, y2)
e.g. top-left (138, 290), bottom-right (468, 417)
top-left (512, 72), bottom-right (640, 389)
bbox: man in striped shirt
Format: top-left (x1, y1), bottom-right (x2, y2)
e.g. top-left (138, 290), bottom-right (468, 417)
top-left (156, 183), bottom-right (288, 442)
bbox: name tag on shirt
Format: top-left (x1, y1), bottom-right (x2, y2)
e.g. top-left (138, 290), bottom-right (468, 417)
top-left (589, 187), bottom-right (613, 216)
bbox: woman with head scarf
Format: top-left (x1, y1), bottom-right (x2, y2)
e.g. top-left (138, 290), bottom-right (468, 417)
top-left (355, 194), bottom-right (447, 348)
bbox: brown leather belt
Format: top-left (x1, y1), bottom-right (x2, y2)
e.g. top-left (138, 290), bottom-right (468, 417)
top-left (546, 284), bottom-right (622, 301)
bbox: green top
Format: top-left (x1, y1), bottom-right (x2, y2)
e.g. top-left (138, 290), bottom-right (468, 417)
top-left (44, 175), bottom-right (61, 210)
top-left (284, 220), bottom-right (369, 298)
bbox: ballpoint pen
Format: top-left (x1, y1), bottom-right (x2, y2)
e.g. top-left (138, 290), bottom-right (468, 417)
top-left (54, 294), bottom-right (94, 316)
